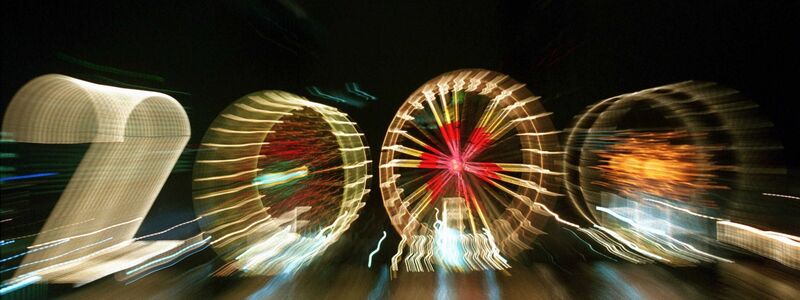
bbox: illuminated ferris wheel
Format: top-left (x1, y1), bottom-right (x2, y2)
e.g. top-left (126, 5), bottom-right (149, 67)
top-left (379, 69), bottom-right (563, 258)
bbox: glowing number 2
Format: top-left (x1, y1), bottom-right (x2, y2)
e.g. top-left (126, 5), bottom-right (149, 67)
top-left (2, 74), bottom-right (190, 283)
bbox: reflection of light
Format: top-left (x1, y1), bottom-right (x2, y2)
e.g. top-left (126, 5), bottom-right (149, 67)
top-left (562, 228), bottom-right (618, 261)
top-left (238, 228), bottom-right (299, 271)
top-left (484, 269), bottom-right (501, 300)
top-left (367, 265), bottom-right (390, 300)
top-left (435, 268), bottom-right (450, 300)
top-left (594, 264), bottom-right (640, 299)
top-left (253, 166), bottom-right (309, 188)
top-left (246, 269), bottom-right (296, 300)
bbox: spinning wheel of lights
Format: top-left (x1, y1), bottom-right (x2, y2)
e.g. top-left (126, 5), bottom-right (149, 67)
top-left (563, 81), bottom-right (770, 226)
top-left (193, 91), bottom-right (371, 274)
top-left (561, 81), bottom-right (795, 266)
top-left (379, 69), bottom-right (562, 257)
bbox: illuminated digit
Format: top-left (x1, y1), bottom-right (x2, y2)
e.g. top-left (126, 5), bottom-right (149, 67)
top-left (192, 90), bottom-right (371, 275)
top-left (2, 74), bottom-right (190, 284)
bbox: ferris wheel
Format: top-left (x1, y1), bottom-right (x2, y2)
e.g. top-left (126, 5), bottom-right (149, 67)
top-left (379, 69), bottom-right (563, 260)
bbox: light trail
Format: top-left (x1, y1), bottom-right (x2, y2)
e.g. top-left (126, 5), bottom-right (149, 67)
top-left (28, 218), bottom-right (142, 249)
top-left (124, 236), bottom-right (211, 275)
top-left (2, 238), bottom-right (114, 273)
top-left (0, 172), bottom-right (58, 183)
top-left (0, 275), bottom-right (41, 295)
top-left (642, 198), bottom-right (724, 220)
top-left (762, 193), bottom-right (800, 200)
top-left (252, 166), bottom-right (309, 188)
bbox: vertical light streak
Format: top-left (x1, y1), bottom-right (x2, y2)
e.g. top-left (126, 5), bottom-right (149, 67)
top-left (368, 231), bottom-right (388, 268)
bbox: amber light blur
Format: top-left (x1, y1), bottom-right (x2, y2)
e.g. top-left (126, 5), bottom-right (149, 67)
top-left (593, 131), bottom-right (727, 202)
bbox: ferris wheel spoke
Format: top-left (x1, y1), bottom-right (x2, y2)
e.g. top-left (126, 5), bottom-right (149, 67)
top-left (383, 144), bottom-right (448, 161)
top-left (409, 171), bottom-right (454, 219)
top-left (462, 102), bottom-right (502, 161)
top-left (486, 98), bottom-right (544, 135)
top-left (437, 121), bottom-right (461, 160)
top-left (481, 104), bottom-right (516, 138)
top-left (439, 87), bottom-right (465, 155)
top-left (402, 179), bottom-right (435, 207)
top-left (474, 175), bottom-right (535, 207)
top-left (426, 171), bottom-right (455, 201)
top-left (469, 162), bottom-right (563, 175)
top-left (382, 159), bottom-right (450, 170)
top-left (521, 148), bottom-right (566, 155)
top-left (451, 90), bottom-right (463, 129)
top-left (424, 92), bottom-right (460, 156)
top-left (392, 130), bottom-right (449, 158)
top-left (455, 175), bottom-right (479, 233)
top-left (488, 120), bottom-right (517, 143)
top-left (464, 114), bottom-right (521, 160)
top-left (469, 177), bottom-right (511, 227)
top-left (470, 166), bottom-right (562, 198)
top-left (469, 132), bottom-right (520, 161)
top-left (458, 175), bottom-right (492, 232)
top-left (436, 85), bottom-right (453, 128)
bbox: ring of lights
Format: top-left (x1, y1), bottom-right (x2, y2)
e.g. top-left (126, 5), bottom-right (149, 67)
top-left (192, 90), bottom-right (370, 272)
top-left (563, 81), bottom-right (771, 225)
top-left (379, 69), bottom-right (562, 257)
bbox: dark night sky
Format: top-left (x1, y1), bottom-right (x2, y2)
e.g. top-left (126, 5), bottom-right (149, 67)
top-left (2, 0), bottom-right (799, 262)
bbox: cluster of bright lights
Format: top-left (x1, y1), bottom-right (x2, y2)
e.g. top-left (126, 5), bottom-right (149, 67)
top-left (391, 197), bottom-right (510, 273)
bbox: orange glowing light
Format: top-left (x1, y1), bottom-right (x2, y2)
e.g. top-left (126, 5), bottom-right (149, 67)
top-left (592, 131), bottom-right (727, 204)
